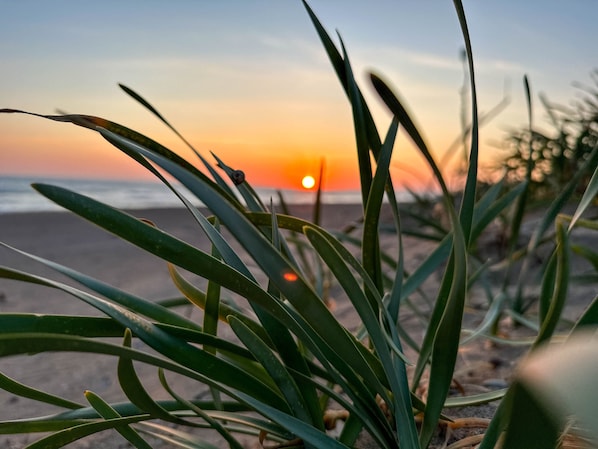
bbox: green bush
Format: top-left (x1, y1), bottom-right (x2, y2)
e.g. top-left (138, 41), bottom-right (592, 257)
top-left (1, 1), bottom-right (598, 448)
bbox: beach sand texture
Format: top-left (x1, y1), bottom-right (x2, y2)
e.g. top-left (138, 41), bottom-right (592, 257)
top-left (0, 204), bottom-right (596, 448)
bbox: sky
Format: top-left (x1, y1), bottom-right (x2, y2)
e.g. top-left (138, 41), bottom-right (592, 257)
top-left (0, 1), bottom-right (596, 192)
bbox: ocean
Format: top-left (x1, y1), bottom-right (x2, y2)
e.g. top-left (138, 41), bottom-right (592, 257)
top-left (0, 175), bottom-right (389, 214)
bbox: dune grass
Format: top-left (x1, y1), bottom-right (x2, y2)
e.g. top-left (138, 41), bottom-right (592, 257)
top-left (1, 1), bottom-right (598, 448)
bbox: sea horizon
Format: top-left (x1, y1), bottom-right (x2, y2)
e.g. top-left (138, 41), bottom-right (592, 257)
top-left (0, 175), bottom-right (418, 214)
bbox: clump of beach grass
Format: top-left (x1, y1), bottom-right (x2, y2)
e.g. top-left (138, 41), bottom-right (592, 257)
top-left (1, 1), bottom-right (598, 448)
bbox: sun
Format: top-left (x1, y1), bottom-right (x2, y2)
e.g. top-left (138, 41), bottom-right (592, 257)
top-left (301, 175), bottom-right (316, 190)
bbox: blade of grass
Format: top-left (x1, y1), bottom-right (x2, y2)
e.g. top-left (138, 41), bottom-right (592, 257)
top-left (363, 118), bottom-right (399, 296)
top-left (339, 34), bottom-right (374, 206)
top-left (229, 317), bottom-right (314, 426)
top-left (210, 152), bottom-right (266, 212)
top-left (1, 242), bottom-right (202, 331)
top-left (452, 0), bottom-right (480, 246)
top-left (0, 371), bottom-right (83, 410)
top-left (0, 313), bottom-right (257, 362)
top-left (0, 109), bottom-right (240, 207)
top-left (312, 158), bottom-right (325, 226)
top-left (84, 390), bottom-right (153, 449)
top-left (569, 160), bottom-right (598, 230)
top-left (157, 369), bottom-right (245, 449)
top-left (234, 391), bottom-right (350, 449)
top-left (301, 1), bottom-right (381, 153)
top-left (572, 294), bottom-right (598, 330)
top-left (117, 328), bottom-right (190, 425)
top-left (22, 415), bottom-right (151, 449)
top-left (534, 222), bottom-right (570, 348)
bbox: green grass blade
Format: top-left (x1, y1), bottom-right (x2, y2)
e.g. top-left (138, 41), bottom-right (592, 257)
top-left (339, 34), bottom-right (374, 205)
top-left (538, 250), bottom-right (558, 327)
top-left (84, 390), bottom-right (153, 449)
top-left (167, 264), bottom-right (270, 343)
top-left (534, 222), bottom-right (570, 348)
top-left (370, 73), bottom-right (451, 198)
top-left (303, 226), bottom-right (409, 368)
top-left (0, 399), bottom-right (246, 434)
top-left (569, 158), bottom-right (598, 230)
top-left (571, 244), bottom-right (598, 271)
top-left (0, 313), bottom-right (123, 337)
top-left (229, 317), bottom-right (313, 426)
top-left (573, 294), bottom-right (598, 330)
top-left (501, 331), bottom-right (598, 447)
top-left (1, 242), bottom-right (202, 331)
top-left (499, 382), bottom-right (560, 449)
top-left (338, 412), bottom-right (364, 447)
top-left (402, 234), bottom-right (453, 301)
top-left (314, 159), bottom-right (325, 225)
top-left (301, 1), bottom-right (381, 153)
top-left (210, 152), bottom-right (266, 212)
top-left (471, 182), bottom-right (526, 243)
top-left (118, 83), bottom-right (203, 163)
top-left (265, 209), bottom-right (325, 431)
top-left (444, 389), bottom-right (506, 408)
top-left (204, 233), bottom-right (222, 354)
top-left (0, 109), bottom-right (239, 206)
top-left (22, 416), bottom-right (151, 449)
top-left (452, 0), bottom-right (480, 245)
top-left (301, 224), bottom-right (407, 368)
top-left (157, 369), bottom-right (245, 449)
top-left (0, 371), bottom-right (83, 410)
top-left (196, 151), bottom-right (240, 201)
top-left (139, 427), bottom-right (220, 449)
top-left (117, 328), bottom-right (189, 425)
top-left (363, 118), bottom-right (399, 294)
top-left (235, 391), bottom-right (350, 449)
top-left (420, 242), bottom-right (467, 447)
top-left (460, 292), bottom-right (507, 345)
top-left (95, 127), bottom-right (256, 282)
top-left (239, 212), bottom-right (399, 379)
top-left (0, 312), bottom-right (256, 362)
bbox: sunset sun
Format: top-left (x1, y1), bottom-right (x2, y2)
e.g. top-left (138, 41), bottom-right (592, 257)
top-left (301, 175), bottom-right (316, 190)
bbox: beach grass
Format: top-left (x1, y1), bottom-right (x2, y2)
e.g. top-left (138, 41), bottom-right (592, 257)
top-left (1, 1), bottom-right (598, 448)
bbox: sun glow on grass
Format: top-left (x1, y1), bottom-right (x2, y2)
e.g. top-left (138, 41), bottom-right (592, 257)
top-left (301, 175), bottom-right (316, 189)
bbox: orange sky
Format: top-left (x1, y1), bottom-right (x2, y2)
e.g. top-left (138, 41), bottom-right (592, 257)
top-left (0, 86), bottom-right (446, 192)
top-left (1, 2), bottom-right (595, 193)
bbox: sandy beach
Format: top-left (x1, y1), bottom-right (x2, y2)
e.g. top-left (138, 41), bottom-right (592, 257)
top-left (0, 204), bottom-right (596, 448)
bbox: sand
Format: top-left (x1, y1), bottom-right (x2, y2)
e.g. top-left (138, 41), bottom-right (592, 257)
top-left (0, 204), bottom-right (596, 448)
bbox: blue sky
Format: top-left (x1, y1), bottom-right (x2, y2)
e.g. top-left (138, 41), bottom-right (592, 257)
top-left (1, 1), bottom-right (596, 189)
